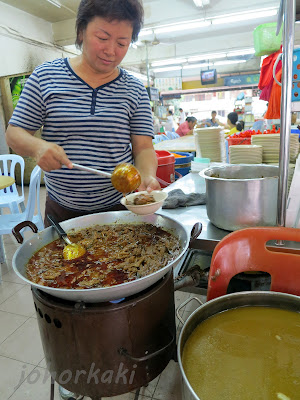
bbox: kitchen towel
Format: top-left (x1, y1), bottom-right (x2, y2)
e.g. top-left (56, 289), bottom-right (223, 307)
top-left (162, 189), bottom-right (206, 209)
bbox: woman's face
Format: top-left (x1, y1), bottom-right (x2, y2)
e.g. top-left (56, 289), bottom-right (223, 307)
top-left (80, 17), bottom-right (133, 74)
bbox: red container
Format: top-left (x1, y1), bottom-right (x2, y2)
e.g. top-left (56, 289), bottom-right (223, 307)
top-left (155, 150), bottom-right (175, 188)
top-left (227, 137), bottom-right (251, 146)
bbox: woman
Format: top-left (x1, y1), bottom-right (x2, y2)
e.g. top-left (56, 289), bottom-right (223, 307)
top-left (6, 0), bottom-right (160, 229)
top-left (226, 112), bottom-right (244, 137)
top-left (176, 116), bottom-right (197, 137)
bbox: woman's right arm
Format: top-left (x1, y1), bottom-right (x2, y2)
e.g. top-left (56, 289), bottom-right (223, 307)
top-left (6, 125), bottom-right (72, 171)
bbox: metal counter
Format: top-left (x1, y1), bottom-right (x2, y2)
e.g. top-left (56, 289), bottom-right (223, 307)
top-left (160, 172), bottom-right (230, 252)
top-left (160, 172), bottom-right (300, 254)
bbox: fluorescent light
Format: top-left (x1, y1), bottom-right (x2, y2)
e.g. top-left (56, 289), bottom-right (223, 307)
top-left (212, 8), bottom-right (277, 25)
top-left (227, 48), bottom-right (255, 57)
top-left (151, 58), bottom-right (187, 67)
top-left (152, 66), bottom-right (182, 73)
top-left (193, 0), bottom-right (210, 7)
top-left (154, 20), bottom-right (210, 34)
top-left (183, 63), bottom-right (209, 70)
top-left (138, 29), bottom-right (153, 37)
top-left (128, 71), bottom-right (148, 81)
top-left (213, 59), bottom-right (247, 66)
top-left (46, 0), bottom-right (61, 8)
top-left (188, 52), bottom-right (226, 62)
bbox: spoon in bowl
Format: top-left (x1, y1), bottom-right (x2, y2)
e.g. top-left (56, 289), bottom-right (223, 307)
top-left (47, 215), bottom-right (86, 261)
top-left (72, 162), bottom-right (141, 193)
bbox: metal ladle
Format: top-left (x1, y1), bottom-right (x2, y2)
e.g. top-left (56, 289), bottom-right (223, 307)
top-left (47, 215), bottom-right (86, 261)
top-left (72, 162), bottom-right (141, 193)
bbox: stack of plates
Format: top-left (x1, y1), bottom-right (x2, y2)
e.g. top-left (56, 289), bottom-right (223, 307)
top-left (268, 163), bottom-right (295, 192)
top-left (229, 145), bottom-right (263, 164)
top-left (194, 127), bottom-right (225, 162)
top-left (251, 134), bottom-right (299, 163)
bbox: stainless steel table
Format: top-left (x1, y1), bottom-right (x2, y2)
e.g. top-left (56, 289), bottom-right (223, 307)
top-left (160, 172), bottom-right (300, 254)
top-left (160, 172), bottom-right (229, 252)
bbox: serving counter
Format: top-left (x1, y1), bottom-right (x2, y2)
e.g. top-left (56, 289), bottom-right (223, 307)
top-left (160, 171), bottom-right (300, 293)
top-left (160, 172), bottom-right (229, 253)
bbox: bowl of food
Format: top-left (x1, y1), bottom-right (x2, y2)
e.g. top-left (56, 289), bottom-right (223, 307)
top-left (120, 190), bottom-right (168, 215)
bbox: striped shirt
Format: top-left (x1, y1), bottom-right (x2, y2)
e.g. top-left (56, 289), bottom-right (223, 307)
top-left (9, 58), bottom-right (154, 211)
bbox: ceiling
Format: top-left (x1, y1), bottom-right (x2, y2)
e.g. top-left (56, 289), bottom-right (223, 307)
top-left (2, 0), bottom-right (300, 81)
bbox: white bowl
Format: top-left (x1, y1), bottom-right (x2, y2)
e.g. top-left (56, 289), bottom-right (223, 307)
top-left (120, 191), bottom-right (168, 215)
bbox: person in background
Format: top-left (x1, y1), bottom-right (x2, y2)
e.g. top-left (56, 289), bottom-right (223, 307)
top-left (178, 107), bottom-right (186, 124)
top-left (199, 110), bottom-right (225, 127)
top-left (176, 116), bottom-right (197, 137)
top-left (165, 110), bottom-right (177, 132)
top-left (226, 111), bottom-right (244, 137)
top-left (6, 0), bottom-right (160, 227)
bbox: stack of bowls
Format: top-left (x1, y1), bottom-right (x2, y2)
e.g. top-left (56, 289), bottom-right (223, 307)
top-left (229, 145), bottom-right (263, 164)
top-left (194, 127), bottom-right (225, 162)
top-left (251, 134), bottom-right (299, 163)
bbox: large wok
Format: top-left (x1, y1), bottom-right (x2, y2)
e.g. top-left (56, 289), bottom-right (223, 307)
top-left (12, 211), bottom-right (198, 303)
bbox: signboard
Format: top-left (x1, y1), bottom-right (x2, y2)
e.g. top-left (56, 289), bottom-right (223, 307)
top-left (146, 87), bottom-right (160, 101)
top-left (154, 77), bottom-right (182, 92)
top-left (224, 74), bottom-right (260, 87)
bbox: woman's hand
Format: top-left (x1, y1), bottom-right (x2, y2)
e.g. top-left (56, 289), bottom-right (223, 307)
top-left (138, 175), bottom-right (161, 192)
top-left (35, 141), bottom-right (72, 171)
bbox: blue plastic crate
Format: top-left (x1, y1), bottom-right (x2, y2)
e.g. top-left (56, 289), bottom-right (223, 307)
top-left (171, 151), bottom-right (194, 165)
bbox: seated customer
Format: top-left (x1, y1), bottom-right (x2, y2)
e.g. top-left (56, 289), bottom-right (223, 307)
top-left (176, 116), bottom-right (197, 137)
top-left (226, 112), bottom-right (244, 137)
top-left (200, 111), bottom-right (225, 127)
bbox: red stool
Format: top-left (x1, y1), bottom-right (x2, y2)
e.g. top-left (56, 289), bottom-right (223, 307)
top-left (207, 227), bottom-right (300, 301)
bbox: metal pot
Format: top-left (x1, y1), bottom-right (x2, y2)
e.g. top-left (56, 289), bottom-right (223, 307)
top-left (177, 291), bottom-right (300, 400)
top-left (199, 164), bottom-right (279, 231)
top-left (12, 211), bottom-right (200, 303)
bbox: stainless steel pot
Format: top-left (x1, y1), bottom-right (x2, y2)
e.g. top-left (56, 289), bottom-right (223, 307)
top-left (12, 211), bottom-right (198, 303)
top-left (177, 291), bottom-right (300, 400)
top-left (199, 164), bottom-right (279, 231)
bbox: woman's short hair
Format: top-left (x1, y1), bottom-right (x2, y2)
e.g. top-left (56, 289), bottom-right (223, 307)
top-left (76, 0), bottom-right (144, 47)
top-left (186, 116), bottom-right (197, 124)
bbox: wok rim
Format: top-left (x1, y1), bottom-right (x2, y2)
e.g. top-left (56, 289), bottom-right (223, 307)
top-left (12, 211), bottom-right (189, 297)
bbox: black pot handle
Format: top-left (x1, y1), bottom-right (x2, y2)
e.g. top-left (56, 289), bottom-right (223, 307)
top-left (12, 221), bottom-right (38, 244)
top-left (189, 222), bottom-right (202, 244)
top-left (118, 331), bottom-right (175, 362)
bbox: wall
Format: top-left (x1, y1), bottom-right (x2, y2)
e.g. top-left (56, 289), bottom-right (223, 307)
top-left (0, 2), bottom-right (75, 154)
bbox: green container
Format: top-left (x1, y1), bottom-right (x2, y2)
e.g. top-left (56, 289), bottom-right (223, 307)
top-left (253, 23), bottom-right (282, 57)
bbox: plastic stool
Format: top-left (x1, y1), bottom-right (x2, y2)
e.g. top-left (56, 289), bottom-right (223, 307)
top-left (207, 226), bottom-right (300, 300)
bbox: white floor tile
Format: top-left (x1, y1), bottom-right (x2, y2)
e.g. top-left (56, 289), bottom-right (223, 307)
top-left (0, 356), bottom-right (35, 400)
top-left (153, 360), bottom-right (182, 400)
top-left (9, 366), bottom-right (61, 400)
top-left (0, 280), bottom-right (24, 305)
top-left (0, 285), bottom-right (35, 317)
top-left (0, 310), bottom-right (27, 344)
top-left (0, 317), bottom-right (44, 365)
top-left (2, 268), bottom-right (27, 285)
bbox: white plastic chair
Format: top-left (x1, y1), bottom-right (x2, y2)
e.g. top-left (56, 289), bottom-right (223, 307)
top-left (0, 165), bottom-right (44, 266)
top-left (0, 154), bottom-right (25, 213)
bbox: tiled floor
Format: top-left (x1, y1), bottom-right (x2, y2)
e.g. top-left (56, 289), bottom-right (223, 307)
top-left (0, 185), bottom-right (206, 400)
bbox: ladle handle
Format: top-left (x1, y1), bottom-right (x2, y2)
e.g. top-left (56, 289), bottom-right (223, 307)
top-left (72, 163), bottom-right (112, 178)
top-left (47, 215), bottom-right (72, 245)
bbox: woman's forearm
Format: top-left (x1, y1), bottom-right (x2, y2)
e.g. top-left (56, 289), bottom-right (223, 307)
top-left (134, 147), bottom-right (158, 179)
top-left (6, 125), bottom-right (43, 158)
top-left (6, 124), bottom-right (72, 171)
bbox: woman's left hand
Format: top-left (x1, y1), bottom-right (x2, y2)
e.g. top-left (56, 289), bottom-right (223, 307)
top-left (138, 175), bottom-right (161, 192)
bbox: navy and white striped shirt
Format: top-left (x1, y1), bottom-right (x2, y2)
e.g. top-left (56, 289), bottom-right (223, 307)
top-left (9, 58), bottom-right (154, 211)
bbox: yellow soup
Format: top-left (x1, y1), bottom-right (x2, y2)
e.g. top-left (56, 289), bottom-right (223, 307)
top-left (182, 307), bottom-right (300, 400)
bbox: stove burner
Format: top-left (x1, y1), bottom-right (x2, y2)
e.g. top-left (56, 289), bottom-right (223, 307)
top-left (32, 271), bottom-right (176, 399)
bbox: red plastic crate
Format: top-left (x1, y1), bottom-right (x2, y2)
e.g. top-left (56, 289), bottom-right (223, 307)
top-left (227, 137), bottom-right (251, 146)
